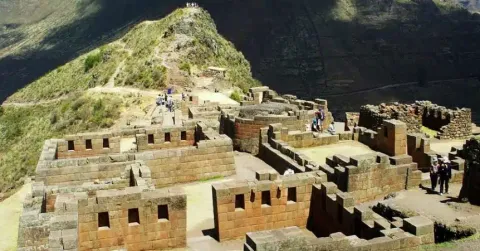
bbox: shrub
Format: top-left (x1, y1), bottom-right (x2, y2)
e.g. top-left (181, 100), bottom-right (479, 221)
top-left (179, 62), bottom-right (191, 74)
top-left (230, 90), bottom-right (242, 102)
top-left (84, 49), bottom-right (104, 72)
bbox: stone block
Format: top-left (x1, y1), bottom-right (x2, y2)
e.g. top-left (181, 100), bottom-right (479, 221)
top-left (389, 155), bottom-right (413, 165)
top-left (321, 182), bottom-right (338, 195)
top-left (403, 216), bottom-right (434, 236)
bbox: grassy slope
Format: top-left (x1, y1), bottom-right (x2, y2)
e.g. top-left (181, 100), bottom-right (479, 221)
top-left (7, 8), bottom-right (258, 103)
top-left (0, 94), bottom-right (126, 192)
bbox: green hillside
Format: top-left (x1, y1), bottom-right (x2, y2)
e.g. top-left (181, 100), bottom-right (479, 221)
top-left (7, 7), bottom-right (258, 103)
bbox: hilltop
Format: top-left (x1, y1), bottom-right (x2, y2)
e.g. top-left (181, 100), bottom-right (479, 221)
top-left (0, 7), bottom-right (258, 193)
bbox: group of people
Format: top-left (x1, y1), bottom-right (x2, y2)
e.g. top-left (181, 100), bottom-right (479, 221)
top-left (429, 156), bottom-right (452, 195)
top-left (186, 2), bottom-right (199, 7)
top-left (156, 93), bottom-right (175, 112)
top-left (311, 108), bottom-right (336, 135)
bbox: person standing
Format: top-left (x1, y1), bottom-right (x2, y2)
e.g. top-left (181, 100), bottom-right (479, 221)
top-left (430, 157), bottom-right (439, 193)
top-left (439, 157), bottom-right (452, 195)
top-left (318, 108), bottom-right (325, 132)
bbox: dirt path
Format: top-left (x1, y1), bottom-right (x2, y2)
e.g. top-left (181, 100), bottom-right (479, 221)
top-left (0, 182), bottom-right (31, 251)
top-left (105, 60), bottom-right (125, 88)
top-left (1, 95), bottom-right (71, 107)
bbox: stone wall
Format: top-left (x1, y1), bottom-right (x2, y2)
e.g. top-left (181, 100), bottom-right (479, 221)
top-left (233, 111), bottom-right (313, 155)
top-left (459, 138), bottom-right (480, 205)
top-left (358, 101), bottom-right (472, 140)
top-left (355, 119), bottom-right (407, 157)
top-left (345, 112), bottom-right (360, 131)
top-left (36, 161), bottom-right (133, 186)
top-left (136, 126), bottom-right (196, 151)
top-left (135, 134), bottom-right (235, 188)
top-left (322, 152), bottom-right (421, 203)
top-left (212, 171), bottom-right (326, 241)
top-left (77, 188), bottom-right (186, 250)
top-left (57, 132), bottom-right (121, 159)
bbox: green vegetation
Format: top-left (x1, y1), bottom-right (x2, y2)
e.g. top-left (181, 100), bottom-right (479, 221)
top-left (421, 126), bottom-right (439, 138)
top-left (421, 233), bottom-right (480, 251)
top-left (84, 48), bottom-right (105, 72)
top-left (199, 175), bottom-right (224, 182)
top-left (179, 62), bottom-right (191, 75)
top-left (0, 94), bottom-right (125, 192)
top-left (8, 7), bottom-right (259, 102)
top-left (8, 44), bottom-right (127, 102)
top-left (229, 90), bottom-right (242, 102)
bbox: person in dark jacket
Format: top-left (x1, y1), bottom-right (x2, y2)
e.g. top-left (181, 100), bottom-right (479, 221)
top-left (438, 157), bottom-right (452, 195)
top-left (430, 157), bottom-right (439, 193)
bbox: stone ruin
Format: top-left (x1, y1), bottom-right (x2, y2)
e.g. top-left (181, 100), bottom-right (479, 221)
top-left (358, 101), bottom-right (472, 139)
top-left (18, 84), bottom-right (479, 251)
top-left (459, 137), bottom-right (480, 205)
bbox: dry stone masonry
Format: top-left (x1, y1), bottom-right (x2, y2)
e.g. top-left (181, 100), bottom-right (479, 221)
top-left (358, 101), bottom-right (472, 139)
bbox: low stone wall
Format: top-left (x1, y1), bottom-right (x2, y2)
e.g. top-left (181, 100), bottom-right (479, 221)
top-left (322, 153), bottom-right (421, 203)
top-left (307, 182), bottom-right (434, 245)
top-left (135, 135), bottom-right (235, 188)
top-left (212, 171), bottom-right (326, 241)
top-left (77, 187), bottom-right (186, 250)
top-left (36, 161), bottom-right (134, 186)
top-left (358, 101), bottom-right (472, 140)
top-left (244, 223), bottom-right (432, 251)
top-left (258, 123), bottom-right (352, 176)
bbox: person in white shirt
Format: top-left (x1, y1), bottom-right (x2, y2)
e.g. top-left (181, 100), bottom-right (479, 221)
top-left (327, 122), bottom-right (336, 135)
top-left (283, 169), bottom-right (294, 176)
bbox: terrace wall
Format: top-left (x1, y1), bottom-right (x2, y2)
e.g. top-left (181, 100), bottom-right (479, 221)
top-left (77, 188), bottom-right (186, 250)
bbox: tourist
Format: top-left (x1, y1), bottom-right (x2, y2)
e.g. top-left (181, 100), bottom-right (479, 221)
top-left (167, 96), bottom-right (172, 112)
top-left (327, 121), bottom-right (336, 135)
top-left (430, 157), bottom-right (439, 193)
top-left (311, 118), bottom-right (318, 132)
top-left (156, 94), bottom-right (163, 106)
top-left (439, 157), bottom-right (452, 195)
top-left (317, 108), bottom-right (325, 132)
